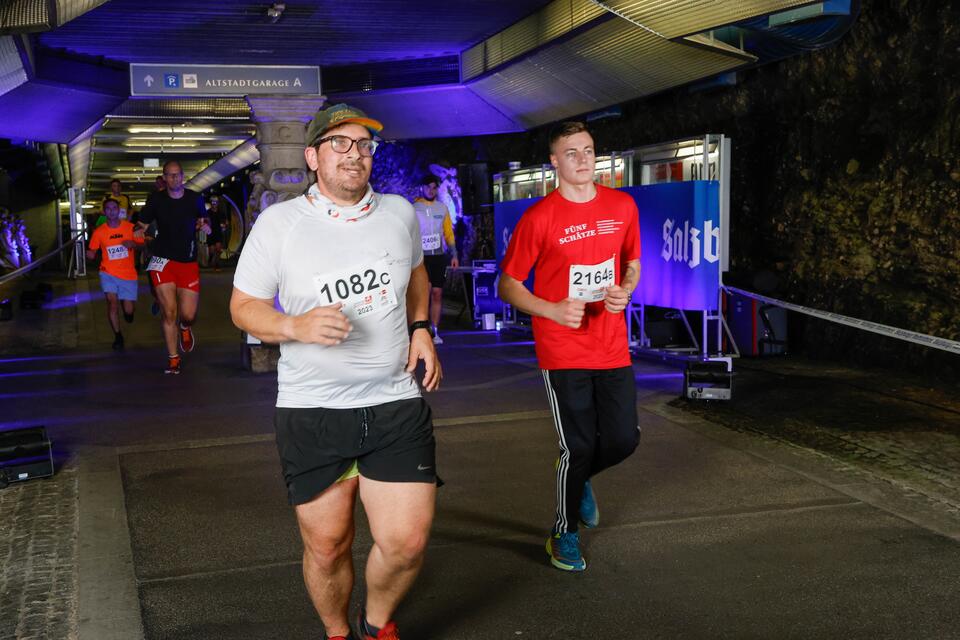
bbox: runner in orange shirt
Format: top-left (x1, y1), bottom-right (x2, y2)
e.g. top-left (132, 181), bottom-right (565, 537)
top-left (87, 198), bottom-right (145, 350)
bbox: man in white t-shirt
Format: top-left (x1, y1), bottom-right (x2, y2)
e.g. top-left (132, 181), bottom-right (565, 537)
top-left (230, 103), bottom-right (441, 640)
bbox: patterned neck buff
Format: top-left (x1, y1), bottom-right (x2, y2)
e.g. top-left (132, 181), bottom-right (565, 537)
top-left (305, 183), bottom-right (378, 222)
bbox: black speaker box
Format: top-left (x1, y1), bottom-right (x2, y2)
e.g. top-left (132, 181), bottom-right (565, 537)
top-left (458, 163), bottom-right (492, 215)
top-left (0, 426), bottom-right (54, 488)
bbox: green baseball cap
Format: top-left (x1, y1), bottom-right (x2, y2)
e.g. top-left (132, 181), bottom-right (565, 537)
top-left (305, 103), bottom-right (383, 147)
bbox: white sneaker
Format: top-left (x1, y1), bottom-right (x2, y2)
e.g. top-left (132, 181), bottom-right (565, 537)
top-left (433, 334), bottom-right (444, 345)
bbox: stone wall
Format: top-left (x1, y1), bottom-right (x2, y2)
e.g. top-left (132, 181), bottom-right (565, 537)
top-left (400, 0), bottom-right (959, 375)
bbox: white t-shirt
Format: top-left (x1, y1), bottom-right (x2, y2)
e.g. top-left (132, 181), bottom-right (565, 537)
top-left (234, 191), bottom-right (424, 409)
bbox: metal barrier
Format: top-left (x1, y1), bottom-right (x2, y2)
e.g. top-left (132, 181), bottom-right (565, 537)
top-left (0, 234), bottom-right (82, 286)
top-left (724, 285), bottom-right (960, 356)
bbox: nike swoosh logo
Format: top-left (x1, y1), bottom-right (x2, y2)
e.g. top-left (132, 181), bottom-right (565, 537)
top-left (417, 464), bottom-right (432, 471)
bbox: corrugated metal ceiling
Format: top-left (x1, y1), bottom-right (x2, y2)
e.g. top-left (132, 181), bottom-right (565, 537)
top-left (37, 0), bottom-right (558, 66)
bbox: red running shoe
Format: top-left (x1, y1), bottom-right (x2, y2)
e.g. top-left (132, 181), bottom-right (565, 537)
top-left (178, 323), bottom-right (195, 353)
top-left (165, 355), bottom-right (181, 375)
top-left (355, 613), bottom-right (400, 640)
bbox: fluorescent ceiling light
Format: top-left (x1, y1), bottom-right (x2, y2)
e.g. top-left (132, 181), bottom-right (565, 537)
top-left (122, 141), bottom-right (199, 148)
top-left (127, 126), bottom-right (216, 134)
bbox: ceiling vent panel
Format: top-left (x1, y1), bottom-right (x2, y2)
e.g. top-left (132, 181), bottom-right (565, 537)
top-left (0, 0), bottom-right (109, 34)
top-left (469, 17), bottom-right (751, 128)
top-left (594, 0), bottom-right (815, 38)
top-left (107, 98), bottom-right (251, 120)
top-left (0, 35), bottom-right (28, 98)
top-left (462, 0), bottom-right (607, 81)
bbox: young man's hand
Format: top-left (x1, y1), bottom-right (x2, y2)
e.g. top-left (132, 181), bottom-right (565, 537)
top-left (550, 298), bottom-right (586, 329)
top-left (603, 285), bottom-right (631, 314)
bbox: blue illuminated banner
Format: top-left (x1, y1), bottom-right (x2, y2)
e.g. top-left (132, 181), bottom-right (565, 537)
top-left (130, 64), bottom-right (321, 97)
top-left (623, 181), bottom-right (720, 310)
top-left (494, 198), bottom-right (538, 262)
top-left (494, 181), bottom-right (721, 311)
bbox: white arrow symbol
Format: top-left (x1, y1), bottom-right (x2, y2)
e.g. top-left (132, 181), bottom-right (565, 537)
top-left (144, 75), bottom-right (154, 87)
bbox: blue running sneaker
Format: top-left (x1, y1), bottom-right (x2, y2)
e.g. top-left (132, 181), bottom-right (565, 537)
top-left (580, 479), bottom-right (599, 528)
top-left (546, 531), bottom-right (586, 572)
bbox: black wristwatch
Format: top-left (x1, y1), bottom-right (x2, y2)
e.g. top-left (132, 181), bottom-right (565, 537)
top-left (409, 320), bottom-right (434, 337)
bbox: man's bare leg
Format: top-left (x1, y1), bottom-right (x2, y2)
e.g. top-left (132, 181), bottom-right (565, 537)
top-left (154, 282), bottom-right (179, 356)
top-left (359, 478), bottom-right (436, 629)
top-left (176, 287), bottom-right (200, 325)
top-left (296, 476), bottom-right (360, 639)
top-left (429, 287), bottom-right (442, 329)
top-left (105, 292), bottom-right (120, 333)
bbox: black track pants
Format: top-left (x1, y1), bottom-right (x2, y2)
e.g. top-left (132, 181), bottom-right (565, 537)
top-left (542, 366), bottom-right (641, 534)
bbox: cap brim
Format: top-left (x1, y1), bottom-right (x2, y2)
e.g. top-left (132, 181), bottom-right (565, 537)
top-left (333, 116), bottom-right (383, 135)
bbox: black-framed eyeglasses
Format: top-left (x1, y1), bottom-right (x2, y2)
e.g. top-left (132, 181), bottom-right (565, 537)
top-left (315, 135), bottom-right (379, 157)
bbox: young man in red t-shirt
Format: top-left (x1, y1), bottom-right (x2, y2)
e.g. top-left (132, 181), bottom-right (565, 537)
top-left (499, 121), bottom-right (642, 572)
top-left (87, 198), bottom-right (145, 350)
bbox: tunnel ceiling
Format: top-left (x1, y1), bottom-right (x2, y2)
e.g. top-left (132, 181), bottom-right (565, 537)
top-left (0, 0), bottom-right (856, 199)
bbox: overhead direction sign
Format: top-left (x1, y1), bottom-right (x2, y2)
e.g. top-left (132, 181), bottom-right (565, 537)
top-left (130, 64), bottom-right (321, 97)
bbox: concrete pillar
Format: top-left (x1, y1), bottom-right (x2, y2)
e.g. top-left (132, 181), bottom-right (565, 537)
top-left (244, 95), bottom-right (326, 230)
top-left (241, 95), bottom-right (326, 372)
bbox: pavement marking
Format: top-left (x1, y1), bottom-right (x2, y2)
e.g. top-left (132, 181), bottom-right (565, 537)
top-left (439, 370), bottom-right (541, 391)
top-left (134, 499), bottom-right (864, 585)
top-left (115, 410), bottom-right (554, 454)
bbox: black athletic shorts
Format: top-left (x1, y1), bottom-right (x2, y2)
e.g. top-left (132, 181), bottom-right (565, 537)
top-left (423, 254), bottom-right (449, 289)
top-left (274, 397), bottom-right (436, 505)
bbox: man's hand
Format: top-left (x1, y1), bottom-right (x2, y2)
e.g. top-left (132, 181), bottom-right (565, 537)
top-left (406, 329), bottom-right (442, 391)
top-left (122, 240), bottom-right (138, 249)
top-left (603, 284), bottom-right (632, 314)
top-left (450, 256), bottom-right (460, 269)
top-left (132, 227), bottom-right (145, 242)
top-left (549, 298), bottom-right (586, 329)
top-left (288, 304), bottom-right (352, 345)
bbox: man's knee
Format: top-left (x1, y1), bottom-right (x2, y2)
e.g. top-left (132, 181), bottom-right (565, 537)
top-left (607, 422), bottom-right (641, 460)
top-left (302, 529), bottom-right (354, 572)
top-left (377, 527), bottom-right (430, 570)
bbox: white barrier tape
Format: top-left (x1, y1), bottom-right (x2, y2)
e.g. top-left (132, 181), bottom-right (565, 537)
top-left (724, 285), bottom-right (960, 356)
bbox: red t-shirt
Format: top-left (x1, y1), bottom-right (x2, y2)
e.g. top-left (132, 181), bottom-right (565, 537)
top-left (501, 185), bottom-right (641, 370)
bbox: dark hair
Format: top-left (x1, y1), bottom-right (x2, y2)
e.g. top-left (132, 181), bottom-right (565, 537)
top-left (103, 197), bottom-right (120, 209)
top-left (420, 175), bottom-right (440, 187)
top-left (162, 159), bottom-right (182, 174)
top-left (548, 121), bottom-right (590, 151)
top-left (110, 179), bottom-right (122, 186)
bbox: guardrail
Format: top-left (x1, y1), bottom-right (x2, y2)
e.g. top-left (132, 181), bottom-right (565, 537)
top-left (0, 234), bottom-right (82, 286)
top-left (724, 285), bottom-right (960, 356)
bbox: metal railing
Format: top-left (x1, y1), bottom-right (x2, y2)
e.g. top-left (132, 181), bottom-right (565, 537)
top-left (0, 234), bottom-right (82, 286)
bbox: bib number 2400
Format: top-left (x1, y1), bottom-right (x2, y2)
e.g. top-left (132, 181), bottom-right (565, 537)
top-left (318, 268), bottom-right (391, 304)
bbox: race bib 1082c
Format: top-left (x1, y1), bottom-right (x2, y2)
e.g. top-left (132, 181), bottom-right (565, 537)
top-left (313, 257), bottom-right (398, 320)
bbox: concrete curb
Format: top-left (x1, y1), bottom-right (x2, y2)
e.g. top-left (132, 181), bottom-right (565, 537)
top-left (76, 446), bottom-right (144, 640)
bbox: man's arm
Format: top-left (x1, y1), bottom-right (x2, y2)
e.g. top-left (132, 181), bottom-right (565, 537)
top-left (85, 232), bottom-right (98, 260)
top-left (498, 274), bottom-right (585, 329)
top-left (603, 258), bottom-right (640, 314)
top-left (405, 263), bottom-right (441, 391)
top-left (442, 213), bottom-right (459, 268)
top-left (229, 288), bottom-right (351, 345)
